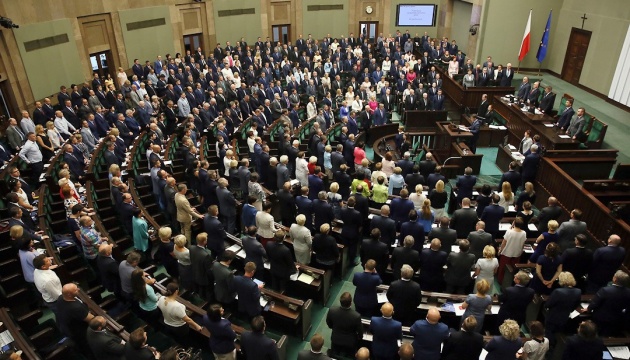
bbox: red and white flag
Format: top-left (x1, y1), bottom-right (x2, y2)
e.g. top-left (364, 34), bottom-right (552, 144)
top-left (518, 10), bottom-right (532, 61)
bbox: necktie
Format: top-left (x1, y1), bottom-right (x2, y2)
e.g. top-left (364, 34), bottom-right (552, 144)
top-left (15, 127), bottom-right (24, 140)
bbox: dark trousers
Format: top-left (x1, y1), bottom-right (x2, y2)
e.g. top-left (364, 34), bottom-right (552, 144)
top-left (271, 275), bottom-right (289, 293)
top-left (193, 282), bottom-right (213, 302)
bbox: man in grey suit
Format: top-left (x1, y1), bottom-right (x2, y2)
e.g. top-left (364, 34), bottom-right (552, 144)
top-left (86, 316), bottom-right (125, 360)
top-left (566, 107), bottom-right (586, 140)
top-left (177, 92), bottom-right (191, 119)
top-left (537, 197), bottom-right (562, 232)
top-left (237, 159), bottom-right (251, 200)
top-left (427, 217), bottom-right (458, 255)
top-left (211, 250), bottom-right (237, 306)
top-left (6, 118), bottom-right (25, 152)
top-left (276, 155), bottom-right (291, 190)
top-left (557, 208), bottom-right (587, 251)
top-left (190, 232), bottom-right (214, 301)
top-left (217, 178), bottom-right (237, 234)
top-left (467, 221), bottom-right (493, 260)
top-left (330, 144), bottom-right (346, 173)
top-left (80, 120), bottom-right (98, 153)
top-left (444, 239), bottom-right (476, 294)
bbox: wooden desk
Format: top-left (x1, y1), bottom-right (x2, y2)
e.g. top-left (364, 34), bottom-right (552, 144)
top-left (76, 289), bottom-right (129, 341)
top-left (260, 288), bottom-right (313, 340)
top-left (405, 110), bottom-right (448, 131)
top-left (495, 145), bottom-right (521, 173)
top-left (494, 96), bottom-right (579, 150)
top-left (0, 308), bottom-right (43, 360)
top-left (461, 114), bottom-right (508, 147)
top-left (451, 142), bottom-right (483, 175)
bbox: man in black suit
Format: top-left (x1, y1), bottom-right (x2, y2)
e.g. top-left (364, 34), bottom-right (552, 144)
top-left (330, 144), bottom-right (346, 174)
top-left (561, 234), bottom-right (592, 290)
top-left (405, 165), bottom-right (425, 191)
top-left (455, 167), bottom-right (477, 205)
top-left (588, 270), bottom-right (630, 336)
top-left (276, 181), bottom-right (296, 227)
top-left (427, 217), bottom-right (458, 255)
top-left (265, 230), bottom-right (296, 292)
top-left (538, 85), bottom-right (556, 114)
top-left (441, 315), bottom-right (484, 360)
top-left (212, 251), bottom-right (237, 307)
top-left (298, 334), bottom-right (331, 360)
top-left (370, 205), bottom-right (397, 248)
top-left (63, 143), bottom-right (86, 181)
top-left (444, 240), bottom-right (476, 294)
top-left (232, 262), bottom-right (262, 319)
top-left (496, 271), bottom-right (536, 327)
top-left (119, 193), bottom-right (136, 235)
top-left (312, 191), bottom-right (334, 231)
top-left (387, 264), bottom-right (422, 326)
top-left (516, 77), bottom-right (531, 102)
top-left (396, 152), bottom-right (415, 178)
top-left (340, 197), bottom-right (363, 266)
top-left (391, 236), bottom-right (421, 281)
top-left (360, 229), bottom-right (389, 276)
top-left (527, 81), bottom-right (541, 107)
top-left (477, 94), bottom-right (489, 117)
top-left (418, 152), bottom-right (437, 179)
top-left (125, 328), bottom-right (160, 360)
top-left (587, 234), bottom-right (626, 294)
top-left (500, 63), bottom-right (515, 87)
top-left (189, 232), bottom-right (214, 301)
top-left (86, 316), bottom-right (125, 360)
top-left (537, 197), bottom-right (562, 232)
top-left (242, 226), bottom-right (267, 281)
top-left (326, 292), bottom-right (363, 358)
top-left (96, 243), bottom-right (120, 297)
top-left (240, 316), bottom-right (279, 360)
top-left (450, 198), bottom-right (479, 238)
top-left (499, 161), bottom-right (521, 193)
top-left (467, 221), bottom-right (493, 260)
top-left (480, 194), bottom-right (505, 239)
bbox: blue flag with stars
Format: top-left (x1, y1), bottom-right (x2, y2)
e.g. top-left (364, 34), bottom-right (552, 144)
top-left (537, 10), bottom-right (552, 63)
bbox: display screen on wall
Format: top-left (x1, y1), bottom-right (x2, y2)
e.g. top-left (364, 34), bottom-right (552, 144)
top-left (396, 4), bottom-right (437, 26)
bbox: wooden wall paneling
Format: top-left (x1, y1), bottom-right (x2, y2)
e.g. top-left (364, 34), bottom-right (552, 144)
top-left (0, 30), bottom-right (31, 113)
top-left (77, 14), bottom-right (122, 80)
top-left (177, 3), bottom-right (209, 54)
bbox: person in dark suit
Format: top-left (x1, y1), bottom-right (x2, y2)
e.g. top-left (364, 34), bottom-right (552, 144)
top-left (418, 153), bottom-right (437, 180)
top-left (239, 316), bottom-right (280, 360)
top-left (276, 181), bottom-right (296, 226)
top-left (432, 89), bottom-right (446, 111)
top-left (538, 86), bottom-right (556, 114)
top-left (444, 239), bottom-right (476, 294)
top-left (125, 328), bottom-right (160, 360)
top-left (466, 116), bottom-right (482, 153)
top-left (242, 226), bottom-right (267, 281)
top-left (537, 197), bottom-right (562, 232)
top-left (560, 234), bottom-right (592, 290)
top-left (360, 229), bottom-right (389, 276)
top-left (521, 145), bottom-right (540, 186)
top-left (409, 308), bottom-right (451, 360)
top-left (442, 315), bottom-right (484, 360)
top-left (96, 243), bottom-right (121, 296)
top-left (312, 191), bottom-right (334, 231)
top-left (588, 270), bottom-right (630, 336)
top-left (556, 98), bottom-right (575, 131)
top-left (387, 265), bottom-right (422, 326)
top-left (516, 77), bottom-right (531, 102)
top-left (202, 304), bottom-right (237, 359)
top-left (63, 144), bottom-right (85, 180)
top-left (217, 179), bottom-right (238, 234)
top-left (232, 262), bottom-right (262, 319)
top-left (352, 259), bottom-right (383, 318)
top-left (562, 320), bottom-right (605, 360)
top-left (496, 271), bottom-right (536, 327)
top-left (500, 64), bottom-right (515, 87)
top-left (390, 189), bottom-right (415, 227)
top-left (326, 292), bottom-right (364, 358)
top-left (450, 198), bottom-right (479, 238)
top-left (587, 234), bottom-right (626, 293)
top-left (265, 230), bottom-right (297, 292)
top-left (340, 197), bottom-right (363, 265)
top-left (480, 194), bottom-right (504, 239)
top-left (295, 186), bottom-right (314, 229)
top-left (203, 205), bottom-right (227, 259)
top-left (477, 94), bottom-right (489, 117)
top-left (390, 233), bottom-right (419, 280)
top-left (334, 165), bottom-right (352, 200)
top-left (189, 233), bottom-right (214, 301)
top-left (404, 165), bottom-right (425, 192)
top-left (399, 210), bottom-right (425, 253)
top-left (298, 334), bottom-right (331, 360)
top-left (425, 216), bottom-right (456, 255)
top-left (544, 271), bottom-right (582, 347)
top-left (467, 221), bottom-right (493, 260)
top-left (499, 161), bottom-right (521, 194)
top-left (527, 82), bottom-right (541, 107)
top-left (370, 205), bottom-right (397, 248)
top-left (86, 316), bottom-right (126, 360)
top-left (455, 167), bottom-right (477, 205)
top-left (370, 302), bottom-right (403, 360)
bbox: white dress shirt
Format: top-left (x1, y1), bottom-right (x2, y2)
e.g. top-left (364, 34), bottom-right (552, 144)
top-left (34, 268), bottom-right (62, 303)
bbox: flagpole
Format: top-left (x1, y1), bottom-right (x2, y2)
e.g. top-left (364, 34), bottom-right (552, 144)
top-left (517, 61), bottom-right (521, 74)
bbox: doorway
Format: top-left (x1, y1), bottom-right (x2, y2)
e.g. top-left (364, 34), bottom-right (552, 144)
top-left (359, 22), bottom-right (378, 43)
top-left (272, 25), bottom-right (291, 44)
top-left (183, 33), bottom-right (203, 54)
top-left (561, 28), bottom-right (591, 84)
top-left (90, 51), bottom-right (113, 80)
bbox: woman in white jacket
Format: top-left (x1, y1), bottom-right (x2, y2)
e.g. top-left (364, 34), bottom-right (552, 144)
top-left (290, 215), bottom-right (312, 264)
top-left (295, 151), bottom-right (309, 186)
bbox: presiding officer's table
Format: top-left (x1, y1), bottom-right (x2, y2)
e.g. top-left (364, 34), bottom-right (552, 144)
top-left (493, 96), bottom-right (579, 150)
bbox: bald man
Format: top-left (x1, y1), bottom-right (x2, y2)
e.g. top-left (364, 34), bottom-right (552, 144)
top-left (370, 303), bottom-right (402, 360)
top-left (86, 316), bottom-right (126, 360)
top-left (56, 283), bottom-right (95, 354)
top-left (410, 307), bottom-right (449, 360)
top-left (355, 347), bottom-right (370, 360)
top-left (398, 343), bottom-right (414, 360)
top-left (587, 234), bottom-right (626, 293)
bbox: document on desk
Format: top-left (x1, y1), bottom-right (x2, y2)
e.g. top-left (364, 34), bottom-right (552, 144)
top-left (479, 349), bottom-right (488, 360)
top-left (289, 272), bottom-right (299, 281)
top-left (259, 296), bottom-right (268, 307)
top-left (264, 262), bottom-right (271, 270)
top-left (0, 330), bottom-right (14, 347)
top-left (508, 144), bottom-right (517, 150)
top-left (377, 292), bottom-right (389, 303)
top-left (607, 346), bottom-right (630, 359)
top-left (543, 123), bottom-right (555, 128)
top-left (528, 224), bottom-right (538, 231)
top-left (569, 310), bottom-right (581, 319)
top-left (236, 249), bottom-right (246, 258)
top-left (499, 223), bottom-right (511, 231)
top-left (226, 244), bottom-right (241, 253)
top-left (452, 303), bottom-right (466, 316)
top-left (253, 279), bottom-right (264, 287)
top-left (297, 273), bottom-right (315, 284)
top-left (490, 305), bottom-right (500, 314)
top-left (558, 135), bottom-right (571, 139)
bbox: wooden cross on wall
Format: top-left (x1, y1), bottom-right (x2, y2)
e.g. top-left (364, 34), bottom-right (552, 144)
top-left (581, 13), bottom-right (588, 29)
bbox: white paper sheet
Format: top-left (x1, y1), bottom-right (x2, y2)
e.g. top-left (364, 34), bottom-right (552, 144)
top-left (528, 224), bottom-right (538, 231)
top-left (543, 123), bottom-right (555, 128)
top-left (558, 135), bottom-right (571, 139)
top-left (226, 244), bottom-right (241, 253)
top-left (377, 293), bottom-right (388, 303)
top-left (236, 249), bottom-right (246, 258)
top-left (297, 273), bottom-right (315, 284)
top-left (499, 223), bottom-right (511, 231)
top-left (607, 346), bottom-right (630, 359)
top-left (289, 272), bottom-right (299, 281)
top-left (260, 297), bottom-right (268, 307)
top-left (452, 303), bottom-right (466, 316)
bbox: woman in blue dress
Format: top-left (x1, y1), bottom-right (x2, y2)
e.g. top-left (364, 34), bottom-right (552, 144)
top-left (530, 242), bottom-right (563, 295)
top-left (529, 220), bottom-right (559, 263)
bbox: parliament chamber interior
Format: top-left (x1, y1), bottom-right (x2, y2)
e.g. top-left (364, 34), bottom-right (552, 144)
top-left (0, 0), bottom-right (629, 359)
